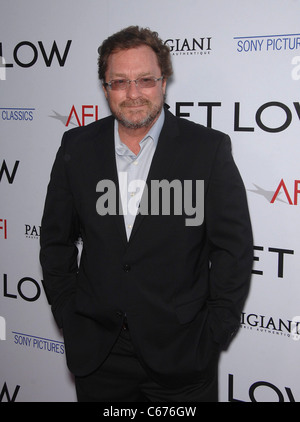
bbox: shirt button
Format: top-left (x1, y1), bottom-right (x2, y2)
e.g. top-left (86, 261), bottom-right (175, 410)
top-left (123, 264), bottom-right (131, 272)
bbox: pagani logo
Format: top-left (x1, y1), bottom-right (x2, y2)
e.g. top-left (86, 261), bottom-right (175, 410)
top-left (25, 224), bottom-right (40, 240)
top-left (164, 37), bottom-right (212, 56)
top-left (240, 312), bottom-right (300, 339)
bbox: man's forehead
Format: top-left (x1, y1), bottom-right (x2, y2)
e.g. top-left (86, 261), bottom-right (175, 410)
top-left (106, 46), bottom-right (160, 74)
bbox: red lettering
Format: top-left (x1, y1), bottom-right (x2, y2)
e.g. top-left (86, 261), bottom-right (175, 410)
top-left (294, 180), bottom-right (300, 205)
top-left (66, 105), bottom-right (99, 127)
top-left (270, 179), bottom-right (293, 204)
top-left (66, 105), bottom-right (81, 127)
top-left (82, 105), bottom-right (93, 126)
top-left (0, 219), bottom-right (7, 239)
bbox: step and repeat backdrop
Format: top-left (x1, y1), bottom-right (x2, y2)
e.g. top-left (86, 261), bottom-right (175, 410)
top-left (1, 0), bottom-right (300, 402)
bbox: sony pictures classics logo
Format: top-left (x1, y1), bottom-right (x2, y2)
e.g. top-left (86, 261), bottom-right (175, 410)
top-left (234, 33), bottom-right (300, 53)
top-left (0, 107), bottom-right (35, 122)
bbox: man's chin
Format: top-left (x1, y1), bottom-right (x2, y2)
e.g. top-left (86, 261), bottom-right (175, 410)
top-left (117, 117), bottom-right (151, 130)
top-left (116, 110), bottom-right (160, 130)
top-left (115, 108), bottom-right (162, 129)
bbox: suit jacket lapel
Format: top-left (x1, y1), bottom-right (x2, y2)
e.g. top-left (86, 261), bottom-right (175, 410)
top-left (93, 116), bottom-right (128, 246)
top-left (93, 110), bottom-right (183, 245)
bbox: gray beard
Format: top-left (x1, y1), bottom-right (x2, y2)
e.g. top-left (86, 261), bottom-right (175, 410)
top-left (109, 97), bottom-right (164, 130)
top-left (115, 106), bottom-right (162, 129)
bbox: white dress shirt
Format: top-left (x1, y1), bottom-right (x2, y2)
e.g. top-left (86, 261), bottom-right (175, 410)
top-left (114, 109), bottom-right (165, 240)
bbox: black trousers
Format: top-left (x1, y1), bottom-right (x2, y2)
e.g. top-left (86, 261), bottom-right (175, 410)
top-left (75, 327), bottom-right (218, 402)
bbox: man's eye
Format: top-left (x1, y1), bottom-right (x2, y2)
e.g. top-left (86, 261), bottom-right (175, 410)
top-left (115, 79), bottom-right (126, 85)
top-left (140, 78), bottom-right (154, 85)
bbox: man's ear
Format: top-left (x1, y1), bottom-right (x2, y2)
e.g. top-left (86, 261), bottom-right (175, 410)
top-left (162, 78), bottom-right (167, 96)
top-left (102, 83), bottom-right (108, 99)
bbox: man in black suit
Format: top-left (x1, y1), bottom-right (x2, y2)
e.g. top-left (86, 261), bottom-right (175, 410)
top-left (40, 26), bottom-right (253, 402)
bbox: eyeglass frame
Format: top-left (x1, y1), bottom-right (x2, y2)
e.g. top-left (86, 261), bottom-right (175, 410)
top-left (103, 76), bottom-right (164, 91)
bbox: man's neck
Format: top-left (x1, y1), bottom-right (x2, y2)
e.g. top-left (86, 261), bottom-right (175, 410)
top-left (118, 125), bottom-right (150, 155)
top-left (117, 111), bottom-right (162, 155)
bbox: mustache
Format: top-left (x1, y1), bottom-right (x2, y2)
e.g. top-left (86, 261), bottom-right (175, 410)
top-left (120, 99), bottom-right (151, 107)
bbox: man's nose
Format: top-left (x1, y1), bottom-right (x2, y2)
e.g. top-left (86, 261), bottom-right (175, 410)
top-left (126, 80), bottom-right (141, 98)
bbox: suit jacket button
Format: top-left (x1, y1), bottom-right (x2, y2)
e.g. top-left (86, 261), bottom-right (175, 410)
top-left (123, 264), bottom-right (131, 272)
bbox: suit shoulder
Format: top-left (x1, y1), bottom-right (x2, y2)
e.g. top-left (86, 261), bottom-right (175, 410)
top-left (167, 111), bottom-right (230, 153)
top-left (62, 115), bottom-right (113, 147)
top-left (177, 114), bottom-right (227, 141)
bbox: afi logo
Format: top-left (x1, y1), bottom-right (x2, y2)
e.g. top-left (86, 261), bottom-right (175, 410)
top-left (66, 105), bottom-right (99, 126)
top-left (50, 105), bottom-right (100, 127)
top-left (271, 179), bottom-right (300, 205)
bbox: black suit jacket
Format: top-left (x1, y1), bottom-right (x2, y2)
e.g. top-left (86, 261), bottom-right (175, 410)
top-left (40, 109), bottom-right (253, 385)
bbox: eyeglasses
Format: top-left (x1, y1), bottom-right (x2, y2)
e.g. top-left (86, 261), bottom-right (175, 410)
top-left (104, 76), bottom-right (164, 91)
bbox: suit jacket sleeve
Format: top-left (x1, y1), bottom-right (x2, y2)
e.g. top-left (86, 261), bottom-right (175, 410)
top-left (206, 134), bottom-right (253, 347)
top-left (40, 133), bottom-right (80, 328)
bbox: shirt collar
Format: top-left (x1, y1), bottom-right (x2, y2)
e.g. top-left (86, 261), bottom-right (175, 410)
top-left (114, 108), bottom-right (165, 157)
